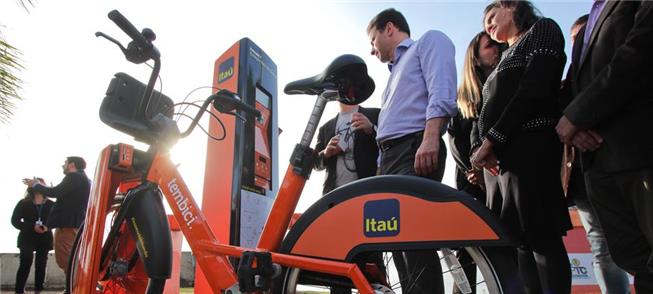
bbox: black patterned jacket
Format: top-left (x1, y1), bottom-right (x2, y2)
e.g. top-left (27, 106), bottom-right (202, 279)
top-left (472, 18), bottom-right (566, 153)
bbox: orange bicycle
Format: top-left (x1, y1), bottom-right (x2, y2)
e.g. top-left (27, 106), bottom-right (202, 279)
top-left (67, 10), bottom-right (521, 294)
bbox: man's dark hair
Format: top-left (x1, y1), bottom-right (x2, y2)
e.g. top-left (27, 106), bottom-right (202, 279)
top-left (367, 8), bottom-right (411, 37)
top-left (484, 0), bottom-right (541, 33)
top-left (67, 156), bottom-right (86, 171)
top-left (573, 14), bottom-right (589, 29)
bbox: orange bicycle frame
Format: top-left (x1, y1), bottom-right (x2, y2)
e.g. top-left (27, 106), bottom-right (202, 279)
top-left (70, 143), bottom-right (375, 294)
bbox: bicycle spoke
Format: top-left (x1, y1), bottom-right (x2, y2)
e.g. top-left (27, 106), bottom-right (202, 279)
top-left (285, 247), bottom-right (514, 294)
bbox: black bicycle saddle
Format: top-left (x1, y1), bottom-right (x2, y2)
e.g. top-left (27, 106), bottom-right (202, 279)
top-left (284, 54), bottom-right (375, 105)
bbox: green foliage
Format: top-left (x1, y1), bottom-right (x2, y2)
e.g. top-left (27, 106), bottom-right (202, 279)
top-left (0, 37), bottom-right (24, 124)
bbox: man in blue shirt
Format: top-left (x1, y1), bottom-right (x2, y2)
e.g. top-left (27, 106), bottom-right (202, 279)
top-left (367, 8), bottom-right (457, 293)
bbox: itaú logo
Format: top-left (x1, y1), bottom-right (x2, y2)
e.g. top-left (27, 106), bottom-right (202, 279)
top-left (363, 199), bottom-right (400, 237)
top-left (217, 57), bottom-right (234, 83)
top-left (168, 178), bottom-right (198, 228)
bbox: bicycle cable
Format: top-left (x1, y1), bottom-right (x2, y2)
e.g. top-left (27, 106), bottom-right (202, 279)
top-left (145, 61), bottom-right (164, 105)
top-left (174, 86), bottom-right (224, 122)
top-left (143, 62), bottom-right (229, 142)
top-left (173, 102), bottom-right (227, 141)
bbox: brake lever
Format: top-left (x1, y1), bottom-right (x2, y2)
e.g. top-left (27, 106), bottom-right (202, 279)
top-left (95, 30), bottom-right (156, 64)
top-left (95, 31), bottom-right (127, 54)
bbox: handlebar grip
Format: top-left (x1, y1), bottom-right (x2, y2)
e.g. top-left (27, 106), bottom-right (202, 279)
top-left (108, 10), bottom-right (150, 49)
top-left (213, 90), bottom-right (262, 119)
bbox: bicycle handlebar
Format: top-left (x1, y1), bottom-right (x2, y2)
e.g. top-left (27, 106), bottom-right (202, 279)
top-left (108, 10), bottom-right (151, 51)
top-left (213, 90), bottom-right (262, 119)
top-left (101, 10), bottom-right (260, 142)
top-left (179, 90), bottom-right (262, 138)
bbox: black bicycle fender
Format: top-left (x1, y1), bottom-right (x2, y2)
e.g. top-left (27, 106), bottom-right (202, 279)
top-left (125, 185), bottom-right (172, 279)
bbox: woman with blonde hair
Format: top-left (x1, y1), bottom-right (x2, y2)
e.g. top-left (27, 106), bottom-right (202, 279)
top-left (448, 30), bottom-right (503, 294)
top-left (450, 31), bottom-right (503, 196)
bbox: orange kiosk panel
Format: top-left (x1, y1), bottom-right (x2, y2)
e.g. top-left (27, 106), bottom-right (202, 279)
top-left (196, 38), bottom-right (278, 293)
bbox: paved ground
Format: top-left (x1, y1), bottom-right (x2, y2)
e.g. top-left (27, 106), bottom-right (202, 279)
top-left (1, 289), bottom-right (196, 293)
top-left (1, 291), bottom-right (61, 294)
top-left (1, 290), bottom-right (196, 294)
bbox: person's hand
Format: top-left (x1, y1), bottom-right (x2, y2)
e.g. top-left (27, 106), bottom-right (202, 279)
top-left (471, 140), bottom-right (499, 176)
top-left (322, 135), bottom-right (343, 159)
top-left (465, 169), bottom-right (485, 186)
top-left (414, 136), bottom-right (440, 176)
top-left (351, 112), bottom-right (374, 135)
top-left (34, 224), bottom-right (47, 234)
top-left (556, 115), bottom-right (579, 145)
top-left (22, 178), bottom-right (36, 187)
top-left (570, 130), bottom-right (603, 152)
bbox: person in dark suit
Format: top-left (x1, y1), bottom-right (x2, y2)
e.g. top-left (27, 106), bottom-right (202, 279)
top-left (560, 13), bottom-right (631, 294)
top-left (23, 156), bottom-right (91, 288)
top-left (314, 102), bottom-right (380, 195)
top-left (11, 179), bottom-right (54, 294)
top-left (556, 1), bottom-right (653, 291)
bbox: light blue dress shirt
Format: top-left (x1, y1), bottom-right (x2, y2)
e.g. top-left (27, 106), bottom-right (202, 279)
top-left (376, 30), bottom-right (458, 142)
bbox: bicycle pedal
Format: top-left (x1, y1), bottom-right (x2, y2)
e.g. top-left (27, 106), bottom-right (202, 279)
top-left (108, 260), bottom-right (130, 276)
top-left (236, 251), bottom-right (276, 292)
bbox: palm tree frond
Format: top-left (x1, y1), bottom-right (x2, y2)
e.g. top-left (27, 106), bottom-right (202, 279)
top-left (0, 34), bottom-right (24, 124)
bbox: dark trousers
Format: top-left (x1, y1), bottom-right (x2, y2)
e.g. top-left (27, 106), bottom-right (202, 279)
top-left (15, 247), bottom-right (49, 293)
top-left (585, 166), bottom-right (653, 292)
top-left (483, 130), bottom-right (571, 294)
top-left (380, 133), bottom-right (447, 294)
top-left (483, 171), bottom-right (571, 294)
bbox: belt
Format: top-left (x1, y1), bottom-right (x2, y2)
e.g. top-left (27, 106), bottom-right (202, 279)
top-left (379, 131), bottom-right (424, 152)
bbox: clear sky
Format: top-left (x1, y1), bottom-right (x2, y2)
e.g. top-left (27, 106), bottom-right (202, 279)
top-left (0, 0), bottom-right (590, 253)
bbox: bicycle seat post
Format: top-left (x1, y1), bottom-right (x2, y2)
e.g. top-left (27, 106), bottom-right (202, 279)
top-left (257, 89), bottom-right (336, 251)
top-left (299, 89), bottom-right (337, 147)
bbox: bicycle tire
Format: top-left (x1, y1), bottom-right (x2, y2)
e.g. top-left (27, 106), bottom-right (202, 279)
top-left (65, 222), bottom-right (83, 294)
top-left (282, 246), bottom-right (520, 294)
top-left (67, 215), bottom-right (165, 294)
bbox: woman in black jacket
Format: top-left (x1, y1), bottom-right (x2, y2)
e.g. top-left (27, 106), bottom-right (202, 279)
top-left (11, 179), bottom-right (54, 294)
top-left (471, 1), bottom-right (572, 293)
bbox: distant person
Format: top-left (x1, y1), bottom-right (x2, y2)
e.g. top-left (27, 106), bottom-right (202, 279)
top-left (560, 14), bottom-right (631, 294)
top-left (367, 8), bottom-right (457, 293)
top-left (556, 1), bottom-right (653, 291)
top-left (314, 102), bottom-right (380, 194)
top-left (11, 178), bottom-right (54, 294)
top-left (471, 1), bottom-right (572, 293)
top-left (447, 31), bottom-right (503, 294)
top-left (23, 156), bottom-right (91, 293)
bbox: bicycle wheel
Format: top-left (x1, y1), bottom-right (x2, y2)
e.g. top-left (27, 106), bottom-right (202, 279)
top-left (282, 246), bottom-right (520, 294)
top-left (67, 208), bottom-right (166, 293)
top-left (66, 222), bottom-right (84, 293)
top-left (67, 216), bottom-right (148, 293)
